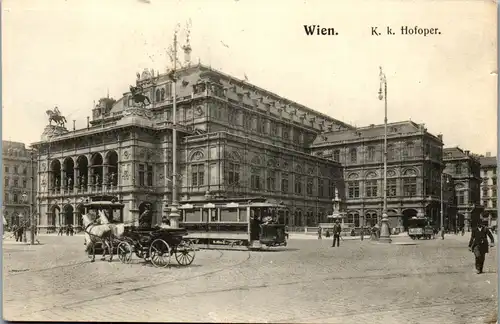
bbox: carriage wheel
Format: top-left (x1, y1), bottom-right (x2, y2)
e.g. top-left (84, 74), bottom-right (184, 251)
top-left (117, 241), bottom-right (133, 264)
top-left (174, 240), bottom-right (196, 266)
top-left (149, 239), bottom-right (171, 268)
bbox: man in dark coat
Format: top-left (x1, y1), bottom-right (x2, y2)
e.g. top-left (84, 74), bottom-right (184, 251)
top-left (332, 220), bottom-right (342, 247)
top-left (468, 223), bottom-right (495, 274)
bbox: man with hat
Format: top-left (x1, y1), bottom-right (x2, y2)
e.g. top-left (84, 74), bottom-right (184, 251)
top-left (332, 220), bottom-right (342, 247)
top-left (468, 220), bottom-right (495, 274)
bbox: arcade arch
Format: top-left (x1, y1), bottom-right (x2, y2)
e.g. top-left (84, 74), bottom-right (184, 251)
top-left (63, 157), bottom-right (74, 190)
top-left (76, 155), bottom-right (89, 190)
top-left (50, 160), bottom-right (62, 191)
top-left (63, 204), bottom-right (74, 225)
top-left (91, 153), bottom-right (103, 189)
top-left (105, 150), bottom-right (119, 188)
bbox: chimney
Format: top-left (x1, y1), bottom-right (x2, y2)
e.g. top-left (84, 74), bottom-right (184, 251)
top-left (486, 152), bottom-right (492, 157)
top-left (437, 134), bottom-right (443, 141)
top-left (369, 124), bottom-right (375, 128)
top-left (464, 150), bottom-right (469, 156)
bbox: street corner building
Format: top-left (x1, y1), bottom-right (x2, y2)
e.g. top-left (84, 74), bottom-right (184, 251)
top-left (443, 147), bottom-right (484, 230)
top-left (310, 121), bottom-right (447, 231)
top-left (3, 141), bottom-right (37, 227)
top-left (31, 64), bottom-right (349, 232)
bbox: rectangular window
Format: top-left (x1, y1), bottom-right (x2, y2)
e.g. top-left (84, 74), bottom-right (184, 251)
top-left (367, 146), bottom-right (375, 162)
top-left (347, 181), bottom-right (360, 198)
top-left (333, 150), bottom-right (340, 162)
top-left (4, 177), bottom-right (9, 187)
top-left (295, 175), bottom-right (302, 194)
top-left (318, 179), bottom-right (324, 197)
top-left (191, 164), bottom-right (205, 187)
top-left (14, 166), bottom-right (18, 174)
top-left (329, 180), bottom-right (335, 198)
top-left (483, 200), bottom-right (488, 207)
top-left (4, 193), bottom-right (8, 203)
top-left (493, 189), bottom-right (497, 197)
top-left (14, 179), bottom-right (18, 187)
top-left (22, 180), bottom-right (27, 188)
top-left (403, 178), bottom-right (417, 197)
top-left (4, 166), bottom-right (8, 173)
top-left (281, 174), bottom-right (289, 193)
top-left (138, 164), bottom-right (145, 187)
top-left (350, 149), bottom-right (357, 163)
top-left (493, 169), bottom-right (497, 175)
top-left (482, 189), bottom-right (489, 197)
top-left (457, 192), bottom-right (465, 205)
top-left (13, 194), bottom-right (18, 203)
top-left (493, 179), bottom-right (497, 186)
top-left (147, 165), bottom-right (153, 187)
top-left (365, 180), bottom-right (378, 197)
top-left (387, 179), bottom-right (397, 197)
top-left (493, 200), bottom-right (497, 208)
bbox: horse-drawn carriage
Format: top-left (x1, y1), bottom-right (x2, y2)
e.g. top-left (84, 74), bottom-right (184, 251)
top-left (116, 226), bottom-right (196, 268)
top-left (179, 198), bottom-right (288, 250)
top-left (82, 195), bottom-right (196, 268)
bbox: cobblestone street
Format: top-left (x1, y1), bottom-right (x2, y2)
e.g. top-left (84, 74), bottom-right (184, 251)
top-left (3, 234), bottom-right (498, 323)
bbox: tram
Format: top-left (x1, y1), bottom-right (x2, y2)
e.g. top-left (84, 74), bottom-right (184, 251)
top-left (408, 216), bottom-right (434, 240)
top-left (179, 197), bottom-right (288, 250)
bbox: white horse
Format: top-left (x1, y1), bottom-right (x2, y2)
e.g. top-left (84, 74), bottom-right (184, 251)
top-left (81, 213), bottom-right (114, 262)
top-left (98, 210), bottom-right (126, 238)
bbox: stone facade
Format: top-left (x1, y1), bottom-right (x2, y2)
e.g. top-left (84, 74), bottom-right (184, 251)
top-left (443, 147), bottom-right (482, 230)
top-left (479, 153), bottom-right (497, 226)
top-left (31, 64), bottom-right (347, 231)
top-left (2, 141), bottom-right (37, 227)
top-left (310, 121), bottom-right (447, 230)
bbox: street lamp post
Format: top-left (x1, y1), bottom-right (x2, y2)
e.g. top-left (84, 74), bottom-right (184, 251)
top-left (167, 31), bottom-right (181, 229)
top-left (21, 192), bottom-right (28, 243)
top-left (440, 173), bottom-right (447, 240)
top-left (378, 67), bottom-right (392, 243)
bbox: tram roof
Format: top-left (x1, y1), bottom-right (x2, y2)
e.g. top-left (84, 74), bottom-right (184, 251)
top-left (84, 201), bottom-right (125, 208)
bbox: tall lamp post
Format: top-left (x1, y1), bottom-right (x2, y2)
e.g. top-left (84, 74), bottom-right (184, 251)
top-left (440, 173), bottom-right (448, 240)
top-left (378, 67), bottom-right (392, 243)
top-left (167, 31), bottom-right (181, 228)
top-left (21, 192), bottom-right (28, 243)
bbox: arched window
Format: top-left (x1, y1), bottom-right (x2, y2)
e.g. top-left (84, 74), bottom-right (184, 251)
top-left (155, 89), bottom-right (161, 102)
top-left (160, 88), bottom-right (165, 101)
top-left (455, 164), bottom-right (462, 175)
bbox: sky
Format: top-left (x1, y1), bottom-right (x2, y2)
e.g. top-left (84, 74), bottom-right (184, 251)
top-left (2, 0), bottom-right (497, 154)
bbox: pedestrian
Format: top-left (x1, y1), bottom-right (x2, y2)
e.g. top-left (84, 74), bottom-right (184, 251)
top-left (332, 220), bottom-right (342, 247)
top-left (468, 223), bottom-right (495, 274)
top-left (461, 226), bottom-right (465, 236)
top-left (317, 227), bottom-right (322, 240)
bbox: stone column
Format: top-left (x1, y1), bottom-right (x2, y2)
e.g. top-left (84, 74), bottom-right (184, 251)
top-left (60, 168), bottom-right (65, 194)
top-left (87, 165), bottom-right (93, 192)
top-left (74, 167), bottom-right (80, 194)
top-left (102, 164), bottom-right (109, 192)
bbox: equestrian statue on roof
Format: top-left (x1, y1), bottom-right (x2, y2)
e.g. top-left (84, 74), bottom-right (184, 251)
top-left (129, 85), bottom-right (151, 108)
top-left (46, 106), bottom-right (67, 127)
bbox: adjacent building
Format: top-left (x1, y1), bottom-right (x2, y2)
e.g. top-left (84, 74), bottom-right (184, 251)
top-left (479, 152), bottom-right (497, 227)
top-left (310, 121), bottom-right (447, 231)
top-left (32, 64), bottom-right (350, 231)
top-left (443, 147), bottom-right (482, 230)
top-left (2, 141), bottom-right (37, 227)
